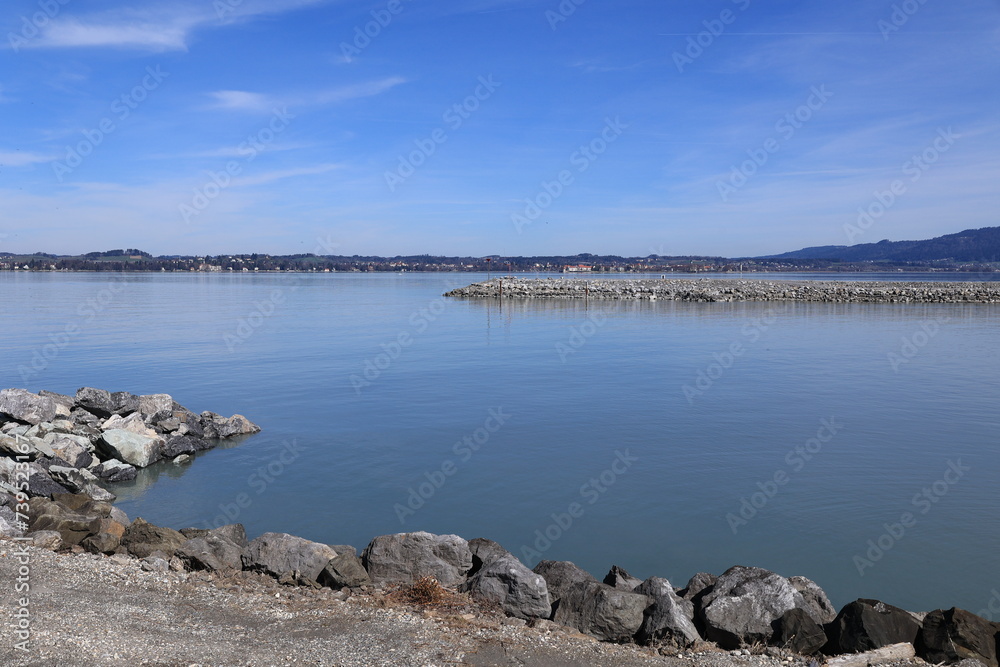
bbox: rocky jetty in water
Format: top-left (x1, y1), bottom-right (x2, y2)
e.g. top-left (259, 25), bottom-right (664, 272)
top-left (445, 277), bottom-right (1000, 303)
top-left (3, 388), bottom-right (998, 665)
top-left (0, 386), bottom-right (260, 515)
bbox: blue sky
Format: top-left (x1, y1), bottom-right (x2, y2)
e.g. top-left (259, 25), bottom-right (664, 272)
top-left (1, 0), bottom-right (998, 257)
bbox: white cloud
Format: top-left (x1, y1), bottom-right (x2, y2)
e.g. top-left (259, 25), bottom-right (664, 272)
top-left (0, 151), bottom-right (52, 167)
top-left (203, 77), bottom-right (405, 115)
top-left (233, 164), bottom-right (342, 187)
top-left (315, 77), bottom-right (408, 105)
top-left (39, 18), bottom-right (192, 51)
top-left (21, 0), bottom-right (334, 52)
top-left (207, 90), bottom-right (277, 112)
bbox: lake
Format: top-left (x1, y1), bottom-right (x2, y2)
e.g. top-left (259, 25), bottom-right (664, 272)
top-left (1, 271), bottom-right (998, 615)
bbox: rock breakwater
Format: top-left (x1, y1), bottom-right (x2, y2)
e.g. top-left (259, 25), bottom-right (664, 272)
top-left (3, 388), bottom-right (997, 664)
top-left (445, 278), bottom-right (1000, 303)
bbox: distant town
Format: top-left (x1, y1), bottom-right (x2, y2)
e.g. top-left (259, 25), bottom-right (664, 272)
top-left (0, 249), bottom-right (994, 274)
top-left (2, 227), bottom-right (998, 273)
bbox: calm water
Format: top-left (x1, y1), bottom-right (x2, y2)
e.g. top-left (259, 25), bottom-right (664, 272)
top-left (1, 271), bottom-right (998, 614)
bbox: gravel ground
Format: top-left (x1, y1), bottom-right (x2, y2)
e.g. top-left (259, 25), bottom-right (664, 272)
top-left (0, 544), bottom-right (932, 667)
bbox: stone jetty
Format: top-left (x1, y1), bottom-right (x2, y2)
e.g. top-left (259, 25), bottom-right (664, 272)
top-left (445, 277), bottom-right (1000, 303)
top-left (2, 388), bottom-right (998, 664)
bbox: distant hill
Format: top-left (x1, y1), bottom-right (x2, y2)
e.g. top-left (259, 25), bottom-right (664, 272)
top-left (762, 227), bottom-right (1000, 262)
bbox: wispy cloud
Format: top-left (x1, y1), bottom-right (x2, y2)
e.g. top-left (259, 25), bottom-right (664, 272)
top-left (156, 142), bottom-right (317, 160)
top-left (204, 78), bottom-right (405, 114)
top-left (207, 90), bottom-right (277, 112)
top-left (39, 17), bottom-right (193, 51)
top-left (315, 77), bottom-right (408, 104)
top-left (21, 0), bottom-right (334, 52)
top-left (0, 151), bottom-right (52, 167)
top-left (233, 164), bottom-right (342, 187)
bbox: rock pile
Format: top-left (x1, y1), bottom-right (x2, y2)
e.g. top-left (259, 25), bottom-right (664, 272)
top-left (0, 386), bottom-right (260, 539)
top-left (445, 278), bottom-right (1000, 303)
top-left (5, 388), bottom-right (1000, 663)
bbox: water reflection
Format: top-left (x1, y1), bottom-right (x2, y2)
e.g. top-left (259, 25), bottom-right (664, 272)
top-left (107, 433), bottom-right (258, 501)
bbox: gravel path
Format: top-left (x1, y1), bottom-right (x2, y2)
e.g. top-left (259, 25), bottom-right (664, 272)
top-left (444, 278), bottom-right (1000, 303)
top-left (0, 544), bottom-right (932, 667)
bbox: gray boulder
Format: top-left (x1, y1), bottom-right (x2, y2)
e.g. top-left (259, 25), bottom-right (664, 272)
top-left (0, 389), bottom-right (58, 425)
top-left (176, 532), bottom-right (246, 572)
top-left (680, 572), bottom-right (717, 601)
top-left (318, 553), bottom-right (372, 589)
top-left (0, 506), bottom-right (25, 538)
top-left (462, 555), bottom-right (551, 620)
top-left (97, 429), bottom-right (163, 468)
top-left (81, 531), bottom-right (120, 555)
top-left (698, 566), bottom-right (809, 649)
top-left (919, 608), bottom-right (1000, 667)
top-left (773, 608), bottom-right (828, 655)
top-left (210, 523), bottom-right (248, 548)
top-left (634, 577), bottom-right (700, 647)
top-left (30, 530), bottom-right (63, 550)
top-left (28, 468), bottom-right (72, 498)
top-left (27, 496), bottom-right (107, 546)
top-left (468, 537), bottom-right (513, 576)
top-left (604, 565), bottom-right (642, 591)
top-left (138, 394), bottom-right (174, 421)
top-left (551, 580), bottom-right (649, 642)
top-left (216, 414), bottom-right (261, 437)
top-left (121, 518), bottom-right (186, 558)
top-left (100, 413), bottom-right (157, 437)
top-left (49, 437), bottom-right (93, 468)
top-left (161, 435), bottom-right (205, 458)
top-left (75, 387), bottom-right (116, 418)
top-left (243, 532), bottom-right (339, 583)
top-left (361, 532), bottom-right (472, 587)
top-left (789, 575), bottom-right (837, 625)
top-left (532, 560), bottom-right (599, 607)
top-left (46, 466), bottom-right (115, 502)
top-left (109, 391), bottom-right (140, 416)
top-left (93, 459), bottom-right (137, 483)
top-left (823, 598), bottom-right (921, 655)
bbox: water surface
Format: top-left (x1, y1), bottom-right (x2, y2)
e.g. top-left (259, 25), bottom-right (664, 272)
top-left (1, 271), bottom-right (997, 614)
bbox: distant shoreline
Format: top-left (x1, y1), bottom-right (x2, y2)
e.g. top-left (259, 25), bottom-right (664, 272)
top-left (445, 278), bottom-right (1000, 303)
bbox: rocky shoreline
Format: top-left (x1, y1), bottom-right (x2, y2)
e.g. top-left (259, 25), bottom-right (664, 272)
top-left (444, 278), bottom-right (1000, 303)
top-left (2, 388), bottom-right (998, 666)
